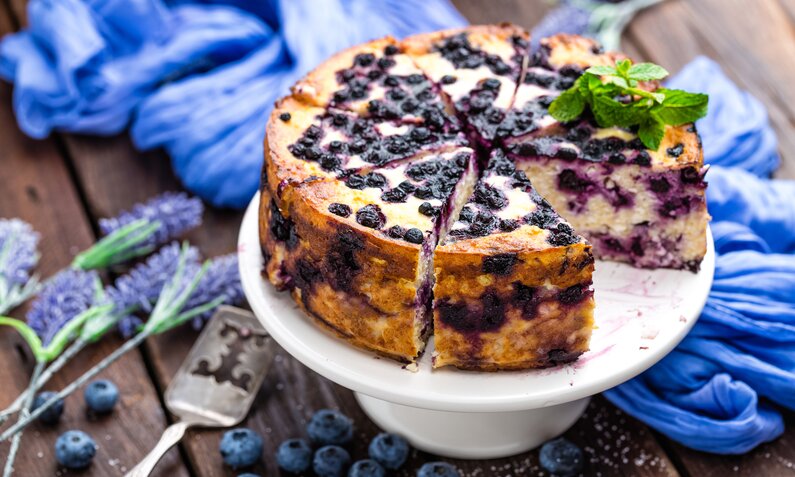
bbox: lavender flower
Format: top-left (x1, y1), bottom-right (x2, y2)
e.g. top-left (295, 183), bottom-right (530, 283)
top-left (107, 242), bottom-right (201, 337)
top-left (0, 219), bottom-right (39, 287)
top-left (26, 269), bottom-right (98, 345)
top-left (99, 192), bottom-right (203, 250)
top-left (184, 254), bottom-right (243, 328)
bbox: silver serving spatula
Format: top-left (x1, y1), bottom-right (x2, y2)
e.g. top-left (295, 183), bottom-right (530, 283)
top-left (126, 306), bottom-right (275, 477)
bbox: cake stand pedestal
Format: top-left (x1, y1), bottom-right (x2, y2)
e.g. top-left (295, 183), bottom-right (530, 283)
top-left (239, 193), bottom-right (714, 459)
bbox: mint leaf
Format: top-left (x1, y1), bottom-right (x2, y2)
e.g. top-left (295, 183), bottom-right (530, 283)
top-left (653, 89), bottom-right (708, 125)
top-left (615, 59), bottom-right (632, 80)
top-left (638, 118), bottom-right (666, 150)
top-left (592, 95), bottom-right (641, 128)
top-left (585, 65), bottom-right (616, 76)
top-left (628, 63), bottom-right (669, 81)
top-left (549, 88), bottom-right (585, 123)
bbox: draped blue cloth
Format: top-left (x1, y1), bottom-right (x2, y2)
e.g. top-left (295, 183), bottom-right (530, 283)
top-left (1, 0), bottom-right (794, 455)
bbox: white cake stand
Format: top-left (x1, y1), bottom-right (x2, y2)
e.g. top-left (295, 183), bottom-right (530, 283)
top-left (238, 193), bottom-right (714, 459)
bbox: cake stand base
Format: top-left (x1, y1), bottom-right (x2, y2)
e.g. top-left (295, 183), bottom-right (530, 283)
top-left (355, 392), bottom-right (589, 459)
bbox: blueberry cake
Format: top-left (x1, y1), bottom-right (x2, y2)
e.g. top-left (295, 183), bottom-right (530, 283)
top-left (260, 26), bottom-right (708, 369)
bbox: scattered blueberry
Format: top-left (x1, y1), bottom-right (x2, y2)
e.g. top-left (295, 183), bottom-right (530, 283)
top-left (276, 438), bottom-right (312, 473)
top-left (417, 462), bottom-right (460, 477)
top-left (32, 391), bottom-right (64, 425)
top-left (403, 228), bottom-right (424, 244)
top-left (313, 445), bottom-right (351, 477)
top-left (308, 409), bottom-right (354, 445)
top-left (368, 432), bottom-right (409, 470)
top-left (220, 428), bottom-right (264, 469)
top-left (348, 459), bottom-right (386, 477)
top-left (539, 437), bottom-right (583, 476)
top-left (84, 379), bottom-right (119, 413)
top-left (55, 430), bottom-right (96, 469)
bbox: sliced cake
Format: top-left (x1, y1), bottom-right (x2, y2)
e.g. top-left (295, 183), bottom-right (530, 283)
top-left (433, 151), bottom-right (595, 370)
top-left (403, 24), bottom-right (529, 147)
top-left (260, 148), bottom-right (477, 362)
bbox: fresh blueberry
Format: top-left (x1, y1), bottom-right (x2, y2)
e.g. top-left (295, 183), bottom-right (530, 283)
top-left (32, 391), bottom-right (64, 425)
top-left (307, 409), bottom-right (354, 445)
top-left (348, 459), bottom-right (385, 477)
top-left (220, 428), bottom-right (263, 469)
top-left (539, 437), bottom-right (583, 476)
top-left (276, 438), bottom-right (312, 473)
top-left (313, 445), bottom-right (351, 477)
top-left (417, 462), bottom-right (459, 477)
top-left (55, 430), bottom-right (96, 469)
top-left (368, 433), bottom-right (409, 469)
top-left (84, 379), bottom-right (119, 413)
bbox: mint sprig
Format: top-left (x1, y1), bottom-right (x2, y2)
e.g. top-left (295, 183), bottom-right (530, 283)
top-left (549, 59), bottom-right (708, 150)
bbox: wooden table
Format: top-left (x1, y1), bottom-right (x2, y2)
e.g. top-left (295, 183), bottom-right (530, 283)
top-left (0, 0), bottom-right (793, 475)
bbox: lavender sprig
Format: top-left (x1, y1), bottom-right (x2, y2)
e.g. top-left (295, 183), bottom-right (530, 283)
top-left (185, 254), bottom-right (243, 329)
top-left (27, 269), bottom-right (99, 345)
top-left (0, 219), bottom-right (40, 315)
top-left (72, 192), bottom-right (203, 270)
top-left (0, 243), bottom-right (232, 441)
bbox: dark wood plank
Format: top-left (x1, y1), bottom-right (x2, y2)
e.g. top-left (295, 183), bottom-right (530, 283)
top-left (626, 0), bottom-right (795, 180)
top-left (0, 7), bottom-right (190, 476)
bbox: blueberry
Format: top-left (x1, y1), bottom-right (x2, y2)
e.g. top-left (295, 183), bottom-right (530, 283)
top-left (276, 438), bottom-right (312, 473)
top-left (539, 437), bottom-right (583, 476)
top-left (441, 75), bottom-right (457, 84)
top-left (418, 202), bottom-right (438, 217)
top-left (368, 433), bottom-right (409, 470)
top-left (355, 53), bottom-right (375, 67)
top-left (329, 203), bottom-right (353, 217)
top-left (384, 45), bottom-right (399, 56)
top-left (356, 205), bottom-right (386, 229)
top-left (403, 228), bottom-right (424, 245)
top-left (482, 253), bottom-right (518, 276)
top-left (220, 428), bottom-right (264, 469)
top-left (666, 143), bottom-right (684, 157)
top-left (417, 462), bottom-right (459, 477)
top-left (279, 112), bottom-right (291, 122)
top-left (307, 409), bottom-right (354, 445)
top-left (55, 430), bottom-right (96, 469)
top-left (33, 391), bottom-right (64, 425)
top-left (348, 459), bottom-right (386, 477)
top-left (84, 379), bottom-right (118, 413)
top-left (313, 445), bottom-right (351, 477)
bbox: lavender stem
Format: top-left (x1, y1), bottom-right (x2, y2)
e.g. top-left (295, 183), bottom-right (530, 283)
top-left (0, 339), bottom-right (88, 425)
top-left (0, 332), bottom-right (149, 442)
top-left (2, 361), bottom-right (44, 477)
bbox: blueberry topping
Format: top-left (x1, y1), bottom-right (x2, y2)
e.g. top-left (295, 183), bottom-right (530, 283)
top-left (559, 284), bottom-right (588, 305)
top-left (407, 73), bottom-right (425, 84)
top-left (483, 253), bottom-right (519, 275)
top-left (355, 53), bottom-right (375, 67)
top-left (680, 166), bottom-right (701, 183)
top-left (418, 202), bottom-right (439, 217)
top-left (526, 205), bottom-right (558, 229)
top-left (608, 152), bottom-right (626, 164)
top-left (364, 172), bottom-right (387, 188)
top-left (384, 75), bottom-right (400, 87)
top-left (635, 150), bottom-right (652, 166)
top-left (558, 170), bottom-right (592, 192)
top-left (458, 206), bottom-right (475, 223)
top-left (307, 409), bottom-right (354, 445)
top-left (548, 223), bottom-right (579, 246)
top-left (84, 379), bottom-right (119, 414)
top-left (219, 428), bottom-right (263, 469)
top-left (387, 225), bottom-right (405, 239)
top-left (329, 203), bottom-right (352, 217)
top-left (539, 437), bottom-right (583, 476)
top-left (441, 74), bottom-right (457, 84)
top-left (666, 142), bottom-right (684, 157)
top-left (384, 45), bottom-right (399, 56)
top-left (377, 57), bottom-right (396, 69)
top-left (499, 218), bottom-right (520, 232)
top-left (482, 78), bottom-right (501, 90)
top-left (279, 112), bottom-right (291, 122)
top-left (381, 188), bottom-right (408, 203)
top-left (55, 430), bottom-right (97, 469)
top-left (313, 445), bottom-right (351, 477)
top-left (368, 433), bottom-right (410, 469)
top-left (349, 459), bottom-right (386, 477)
top-left (276, 438), bottom-right (312, 473)
top-left (555, 147), bottom-right (578, 160)
top-left (472, 182), bottom-right (508, 210)
top-left (403, 228), bottom-right (424, 244)
top-left (345, 174), bottom-right (367, 190)
top-left (417, 462), bottom-right (460, 477)
top-left (33, 391), bottom-right (64, 425)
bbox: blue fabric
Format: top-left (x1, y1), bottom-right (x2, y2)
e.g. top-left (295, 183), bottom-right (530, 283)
top-left (604, 57), bottom-right (795, 454)
top-left (2, 1), bottom-right (795, 455)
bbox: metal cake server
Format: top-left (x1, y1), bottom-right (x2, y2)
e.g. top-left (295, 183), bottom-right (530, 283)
top-left (126, 306), bottom-right (275, 477)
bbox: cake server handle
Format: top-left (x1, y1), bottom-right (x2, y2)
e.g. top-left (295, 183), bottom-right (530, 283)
top-left (125, 421), bottom-right (194, 477)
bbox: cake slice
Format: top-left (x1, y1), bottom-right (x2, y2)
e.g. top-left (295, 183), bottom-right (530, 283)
top-left (501, 36), bottom-right (709, 271)
top-left (291, 37), bottom-right (459, 131)
top-left (432, 151), bottom-right (595, 370)
top-left (264, 96), bottom-right (466, 196)
top-left (260, 148), bottom-right (477, 362)
top-left (403, 24), bottom-right (529, 147)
